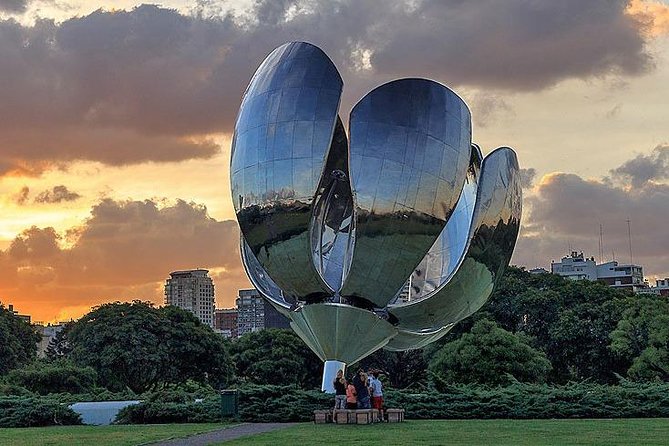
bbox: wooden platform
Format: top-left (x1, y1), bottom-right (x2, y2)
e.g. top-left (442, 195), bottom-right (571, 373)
top-left (314, 408), bottom-right (405, 424)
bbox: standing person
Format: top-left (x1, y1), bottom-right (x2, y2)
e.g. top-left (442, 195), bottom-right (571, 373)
top-left (370, 371), bottom-right (384, 418)
top-left (354, 369), bottom-right (371, 409)
top-left (333, 369), bottom-right (347, 411)
top-left (346, 378), bottom-right (357, 409)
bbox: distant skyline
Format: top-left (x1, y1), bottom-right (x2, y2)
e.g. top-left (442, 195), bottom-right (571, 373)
top-left (1, 0), bottom-right (668, 322)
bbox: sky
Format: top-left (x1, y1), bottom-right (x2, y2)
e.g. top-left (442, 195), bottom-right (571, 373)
top-left (1, 0), bottom-right (668, 323)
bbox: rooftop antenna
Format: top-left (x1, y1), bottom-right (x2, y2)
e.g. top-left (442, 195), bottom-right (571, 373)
top-left (598, 224), bottom-right (604, 264)
top-left (626, 219), bottom-right (633, 265)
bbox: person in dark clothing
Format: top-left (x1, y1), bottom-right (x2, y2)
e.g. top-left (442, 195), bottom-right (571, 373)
top-left (333, 369), bottom-right (347, 410)
top-left (353, 369), bottom-right (371, 409)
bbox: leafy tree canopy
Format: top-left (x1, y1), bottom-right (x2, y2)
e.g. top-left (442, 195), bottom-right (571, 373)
top-left (61, 301), bottom-right (233, 392)
top-left (429, 319), bottom-right (552, 388)
top-left (0, 305), bottom-right (40, 375)
top-left (610, 296), bottom-right (669, 381)
top-left (229, 329), bottom-right (322, 388)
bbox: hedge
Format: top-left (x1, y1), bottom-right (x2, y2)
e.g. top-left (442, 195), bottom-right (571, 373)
top-left (0, 397), bottom-right (82, 427)
top-left (115, 381), bottom-right (669, 424)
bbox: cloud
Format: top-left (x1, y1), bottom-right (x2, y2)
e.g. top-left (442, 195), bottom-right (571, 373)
top-left (366, 0), bottom-right (652, 91)
top-left (610, 144), bottom-right (669, 188)
top-left (34, 185), bottom-right (81, 203)
top-left (0, 198), bottom-right (250, 321)
top-left (470, 93), bottom-right (514, 128)
top-left (514, 152), bottom-right (669, 278)
top-left (519, 168), bottom-right (537, 189)
top-left (0, 2), bottom-right (664, 176)
top-left (627, 0), bottom-right (669, 37)
top-left (13, 186), bottom-right (29, 205)
top-left (0, 0), bottom-right (28, 13)
top-left (605, 104), bottom-right (623, 119)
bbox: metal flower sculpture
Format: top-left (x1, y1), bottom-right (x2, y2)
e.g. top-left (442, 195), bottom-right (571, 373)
top-left (231, 42), bottom-right (522, 391)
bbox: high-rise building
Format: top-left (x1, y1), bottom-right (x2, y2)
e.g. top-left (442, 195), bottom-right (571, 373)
top-left (214, 308), bottom-right (238, 338)
top-left (164, 269), bottom-right (215, 328)
top-left (236, 289), bottom-right (290, 336)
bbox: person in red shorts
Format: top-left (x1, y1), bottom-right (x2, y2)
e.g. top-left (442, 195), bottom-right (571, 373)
top-left (369, 371), bottom-right (384, 417)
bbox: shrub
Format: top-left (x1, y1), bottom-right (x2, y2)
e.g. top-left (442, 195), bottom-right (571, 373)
top-left (115, 398), bottom-right (222, 424)
top-left (0, 397), bottom-right (81, 427)
top-left (114, 382), bottom-right (669, 424)
top-left (6, 361), bottom-right (97, 395)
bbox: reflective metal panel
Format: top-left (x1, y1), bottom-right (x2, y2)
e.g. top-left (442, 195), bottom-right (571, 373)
top-left (340, 79), bottom-right (472, 308)
top-left (240, 236), bottom-right (292, 316)
top-left (384, 324), bottom-right (454, 351)
top-left (289, 303), bottom-right (397, 364)
top-left (388, 147), bottom-right (522, 331)
top-left (231, 41), bottom-right (524, 386)
top-left (231, 42), bottom-right (343, 302)
top-left (399, 144), bottom-right (482, 303)
top-left (310, 118), bottom-right (355, 292)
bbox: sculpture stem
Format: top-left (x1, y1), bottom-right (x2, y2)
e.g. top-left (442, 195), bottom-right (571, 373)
top-left (321, 360), bottom-right (346, 393)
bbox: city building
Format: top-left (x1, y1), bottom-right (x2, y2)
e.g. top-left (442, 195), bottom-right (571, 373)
top-left (528, 267), bottom-right (549, 274)
top-left (164, 269), bottom-right (215, 328)
top-left (236, 289), bottom-right (290, 336)
top-left (551, 251), bottom-right (646, 293)
top-left (4, 303), bottom-right (31, 323)
top-left (636, 278), bottom-right (669, 297)
top-left (214, 308), bottom-right (238, 338)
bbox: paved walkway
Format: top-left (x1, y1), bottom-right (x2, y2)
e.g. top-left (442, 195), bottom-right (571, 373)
top-left (149, 423), bottom-right (298, 446)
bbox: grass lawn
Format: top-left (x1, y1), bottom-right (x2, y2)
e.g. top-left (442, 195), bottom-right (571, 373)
top-left (0, 423), bottom-right (234, 446)
top-left (222, 419), bottom-right (669, 446)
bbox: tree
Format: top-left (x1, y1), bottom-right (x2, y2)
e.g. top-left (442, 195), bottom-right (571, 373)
top-left (478, 268), bottom-right (630, 383)
top-left (0, 305), bottom-right (40, 375)
top-left (610, 296), bottom-right (669, 381)
top-left (64, 301), bottom-right (233, 392)
top-left (354, 349), bottom-right (428, 390)
top-left (6, 360), bottom-right (97, 395)
top-left (45, 322), bottom-right (74, 359)
top-left (158, 305), bottom-right (233, 388)
top-left (429, 319), bottom-right (551, 388)
top-left (229, 329), bottom-right (322, 388)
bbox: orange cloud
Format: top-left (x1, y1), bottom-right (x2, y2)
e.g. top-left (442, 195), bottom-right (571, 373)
top-left (627, 0), bottom-right (669, 37)
top-left (0, 198), bottom-right (250, 322)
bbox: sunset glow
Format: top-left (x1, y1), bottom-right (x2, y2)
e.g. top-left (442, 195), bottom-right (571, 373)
top-left (1, 0), bottom-right (668, 322)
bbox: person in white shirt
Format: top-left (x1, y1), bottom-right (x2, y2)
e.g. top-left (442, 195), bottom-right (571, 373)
top-left (370, 371), bottom-right (384, 417)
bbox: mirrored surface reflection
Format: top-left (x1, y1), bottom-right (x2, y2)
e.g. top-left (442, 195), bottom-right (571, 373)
top-left (340, 79), bottom-right (472, 309)
top-left (310, 118), bottom-right (355, 293)
top-left (231, 41), bottom-right (523, 372)
top-left (398, 144), bottom-right (483, 303)
top-left (231, 41), bottom-right (342, 302)
top-left (388, 147), bottom-right (522, 333)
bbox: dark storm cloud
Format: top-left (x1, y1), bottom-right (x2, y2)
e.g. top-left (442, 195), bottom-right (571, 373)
top-left (610, 145), bottom-right (669, 187)
top-left (368, 0), bottom-right (651, 91)
top-left (514, 151), bottom-right (669, 276)
top-left (0, 0), bottom-right (28, 13)
top-left (0, 1), bottom-right (660, 175)
top-left (34, 185), bottom-right (81, 203)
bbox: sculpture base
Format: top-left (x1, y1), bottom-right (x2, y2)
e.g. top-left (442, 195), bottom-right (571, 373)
top-left (321, 360), bottom-right (346, 393)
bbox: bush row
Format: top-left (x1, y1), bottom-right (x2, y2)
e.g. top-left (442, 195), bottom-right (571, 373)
top-left (0, 396), bottom-right (81, 428)
top-left (5, 381), bottom-right (669, 426)
top-left (115, 381), bottom-right (669, 424)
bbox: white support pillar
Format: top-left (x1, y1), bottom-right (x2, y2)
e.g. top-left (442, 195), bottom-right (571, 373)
top-left (321, 360), bottom-right (346, 393)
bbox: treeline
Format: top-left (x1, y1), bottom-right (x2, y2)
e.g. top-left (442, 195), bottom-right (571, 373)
top-left (1, 267), bottom-right (669, 426)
